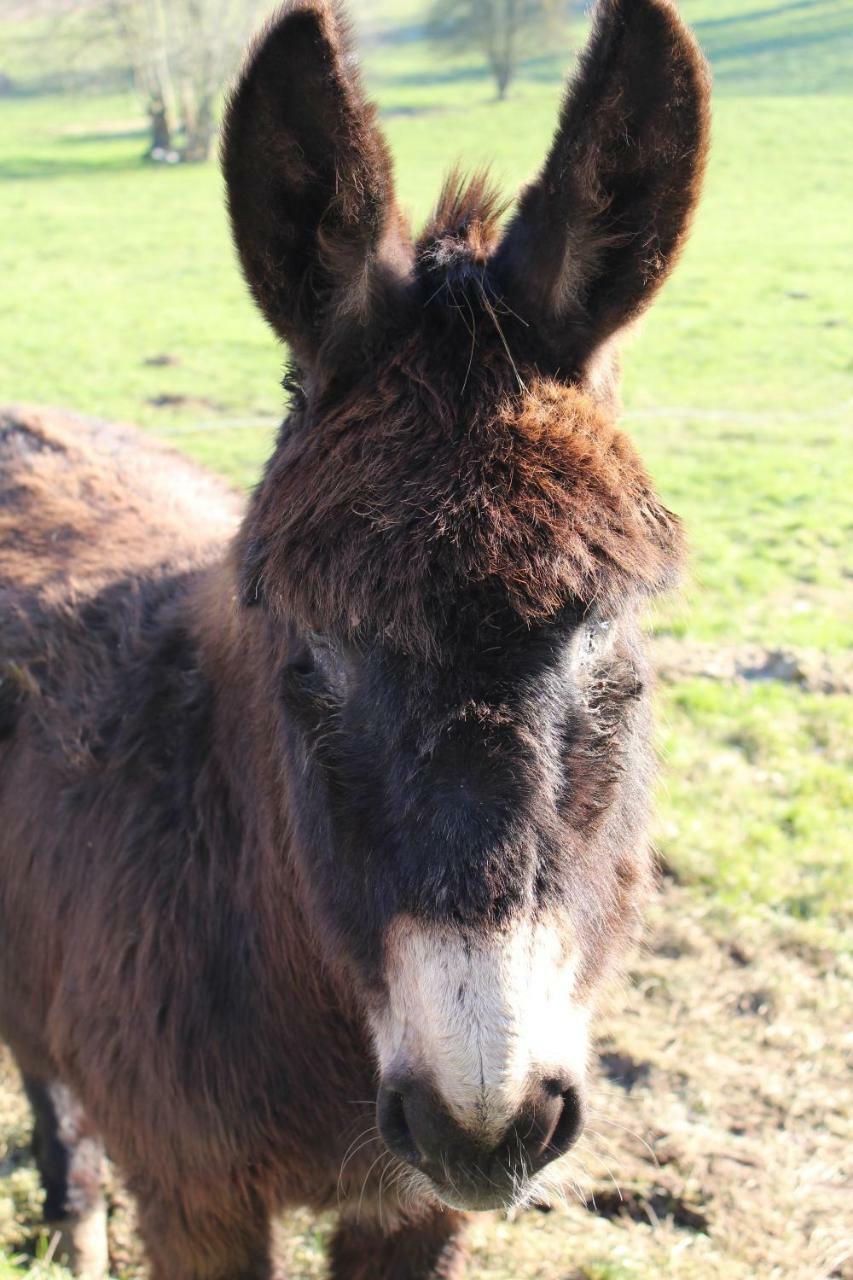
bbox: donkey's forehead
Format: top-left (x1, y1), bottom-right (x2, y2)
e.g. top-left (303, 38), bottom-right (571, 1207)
top-left (242, 375), bottom-right (682, 652)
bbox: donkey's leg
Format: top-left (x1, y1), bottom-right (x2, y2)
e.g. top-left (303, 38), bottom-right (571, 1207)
top-left (23, 1077), bottom-right (69, 1222)
top-left (135, 1191), bottom-right (278, 1280)
top-left (23, 1077), bottom-right (108, 1280)
top-left (329, 1210), bottom-right (468, 1280)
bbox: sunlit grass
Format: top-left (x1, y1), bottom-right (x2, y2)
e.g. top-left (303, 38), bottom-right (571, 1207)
top-left (656, 680), bottom-right (853, 950)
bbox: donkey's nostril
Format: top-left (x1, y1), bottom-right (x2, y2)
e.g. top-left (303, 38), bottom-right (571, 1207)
top-left (542, 1082), bottom-right (584, 1159)
top-left (491, 1078), bottom-right (583, 1172)
top-left (542, 1076), bottom-right (567, 1098)
top-left (377, 1085), bottom-right (421, 1168)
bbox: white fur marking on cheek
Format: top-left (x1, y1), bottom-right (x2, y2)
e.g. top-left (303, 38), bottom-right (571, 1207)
top-left (370, 917), bottom-right (589, 1136)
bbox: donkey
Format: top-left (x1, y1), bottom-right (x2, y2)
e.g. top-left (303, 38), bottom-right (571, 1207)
top-left (0, 1), bottom-right (709, 1275)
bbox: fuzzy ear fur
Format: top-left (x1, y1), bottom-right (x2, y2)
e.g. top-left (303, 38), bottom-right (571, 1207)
top-left (494, 0), bottom-right (711, 377)
top-left (222, 0), bottom-right (413, 372)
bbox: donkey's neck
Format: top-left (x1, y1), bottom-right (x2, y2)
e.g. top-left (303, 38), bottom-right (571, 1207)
top-left (178, 556), bottom-right (352, 1012)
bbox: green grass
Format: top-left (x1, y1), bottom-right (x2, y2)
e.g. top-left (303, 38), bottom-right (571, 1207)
top-left (1, 7), bottom-right (851, 649)
top-left (688, 0), bottom-right (853, 94)
top-left (0, 1259), bottom-right (65, 1278)
top-left (656, 680), bottom-right (852, 950)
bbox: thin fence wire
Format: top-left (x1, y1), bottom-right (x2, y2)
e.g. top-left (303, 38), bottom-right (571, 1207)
top-left (148, 402), bottom-right (852, 437)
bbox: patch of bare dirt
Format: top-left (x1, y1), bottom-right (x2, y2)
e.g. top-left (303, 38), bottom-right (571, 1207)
top-left (570, 891), bottom-right (853, 1278)
top-left (652, 639), bottom-right (853, 695)
top-left (145, 393), bottom-right (226, 411)
top-left (141, 353), bottom-right (180, 368)
top-left (582, 1184), bottom-right (711, 1233)
top-left (58, 120), bottom-right (144, 139)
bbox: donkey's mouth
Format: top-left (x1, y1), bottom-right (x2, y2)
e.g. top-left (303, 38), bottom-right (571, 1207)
top-left (427, 1178), bottom-right (520, 1213)
top-left (409, 1157), bottom-right (540, 1214)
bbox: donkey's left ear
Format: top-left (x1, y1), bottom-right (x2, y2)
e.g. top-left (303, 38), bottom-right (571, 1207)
top-left (494, 0), bottom-right (711, 378)
top-left (222, 0), bottom-right (412, 373)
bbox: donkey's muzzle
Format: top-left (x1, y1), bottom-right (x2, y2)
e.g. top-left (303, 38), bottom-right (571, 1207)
top-left (376, 1075), bottom-right (583, 1210)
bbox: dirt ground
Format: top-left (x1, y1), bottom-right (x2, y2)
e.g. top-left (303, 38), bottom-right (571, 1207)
top-left (651, 641), bottom-right (853, 698)
top-left (0, 883), bottom-right (849, 1280)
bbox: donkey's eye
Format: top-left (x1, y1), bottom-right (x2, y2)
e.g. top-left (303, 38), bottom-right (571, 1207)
top-left (573, 617), bottom-right (616, 672)
top-left (284, 629), bottom-right (324, 678)
top-left (587, 619), bottom-right (611, 649)
top-left (286, 645), bottom-right (316, 678)
top-left (281, 644), bottom-right (325, 717)
top-left (283, 631), bottom-right (343, 692)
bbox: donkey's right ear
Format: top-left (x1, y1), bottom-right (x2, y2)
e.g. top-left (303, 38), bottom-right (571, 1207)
top-left (222, 0), bottom-right (412, 372)
top-left (494, 0), bottom-right (710, 380)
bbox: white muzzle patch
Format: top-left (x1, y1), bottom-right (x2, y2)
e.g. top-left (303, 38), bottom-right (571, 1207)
top-left (369, 914), bottom-right (589, 1141)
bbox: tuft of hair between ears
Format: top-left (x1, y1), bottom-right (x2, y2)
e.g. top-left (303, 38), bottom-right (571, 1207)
top-left (417, 169), bottom-right (511, 278)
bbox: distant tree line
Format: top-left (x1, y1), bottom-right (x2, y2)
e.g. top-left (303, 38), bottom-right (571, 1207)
top-left (47, 0), bottom-right (574, 165)
top-left (96, 0), bottom-right (264, 162)
top-left (427, 0), bottom-right (570, 100)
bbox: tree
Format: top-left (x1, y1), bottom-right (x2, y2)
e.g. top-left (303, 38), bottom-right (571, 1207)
top-left (427, 0), bottom-right (564, 100)
top-left (101, 0), bottom-right (265, 162)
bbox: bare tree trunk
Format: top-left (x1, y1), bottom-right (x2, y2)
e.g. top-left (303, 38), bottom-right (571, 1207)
top-left (486, 0), bottom-right (517, 100)
top-left (146, 92), bottom-right (173, 153)
top-left (145, 0), bottom-right (177, 132)
top-left (499, 0), bottom-right (517, 99)
top-left (100, 0), bottom-right (265, 163)
top-left (182, 94), bottom-right (215, 162)
top-left (428, 0), bottom-right (566, 106)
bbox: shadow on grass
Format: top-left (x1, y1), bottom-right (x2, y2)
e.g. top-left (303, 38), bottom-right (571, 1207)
top-left (377, 61), bottom-right (493, 90)
top-left (378, 51), bottom-right (571, 94)
top-left (691, 0), bottom-right (853, 94)
top-left (0, 155), bottom-right (148, 180)
top-left (698, 23), bottom-right (850, 58)
top-left (367, 21), bottom-right (426, 48)
top-left (695, 0), bottom-right (830, 32)
top-left (57, 128), bottom-right (148, 147)
top-left (379, 103), bottom-right (447, 119)
top-left (0, 69), bottom-right (131, 99)
top-left (702, 25), bottom-right (852, 86)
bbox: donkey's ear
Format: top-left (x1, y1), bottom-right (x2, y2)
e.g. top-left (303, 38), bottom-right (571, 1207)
top-left (494, 0), bottom-right (710, 377)
top-left (222, 0), bottom-right (412, 371)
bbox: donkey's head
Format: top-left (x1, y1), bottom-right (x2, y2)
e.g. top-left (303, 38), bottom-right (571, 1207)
top-left (223, 0), bottom-right (709, 1212)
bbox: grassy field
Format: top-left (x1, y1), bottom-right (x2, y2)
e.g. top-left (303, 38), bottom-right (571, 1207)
top-left (0, 0), bottom-right (851, 1276)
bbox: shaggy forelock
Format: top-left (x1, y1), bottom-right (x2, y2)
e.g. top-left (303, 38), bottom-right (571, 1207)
top-left (239, 354), bottom-right (683, 654)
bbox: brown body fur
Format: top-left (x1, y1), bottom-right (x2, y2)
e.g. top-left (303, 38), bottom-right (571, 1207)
top-left (0, 407), bottom-right (436, 1275)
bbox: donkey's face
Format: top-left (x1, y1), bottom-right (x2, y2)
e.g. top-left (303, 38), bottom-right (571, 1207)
top-left (224, 0), bottom-right (709, 1212)
top-left (272, 596), bottom-right (653, 1210)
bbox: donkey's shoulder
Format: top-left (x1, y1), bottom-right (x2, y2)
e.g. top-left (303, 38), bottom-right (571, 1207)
top-left (0, 405), bottom-right (242, 599)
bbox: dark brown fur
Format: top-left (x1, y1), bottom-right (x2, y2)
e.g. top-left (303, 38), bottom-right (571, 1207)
top-left (0, 1), bottom-right (709, 1276)
top-left (239, 371), bottom-right (683, 654)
